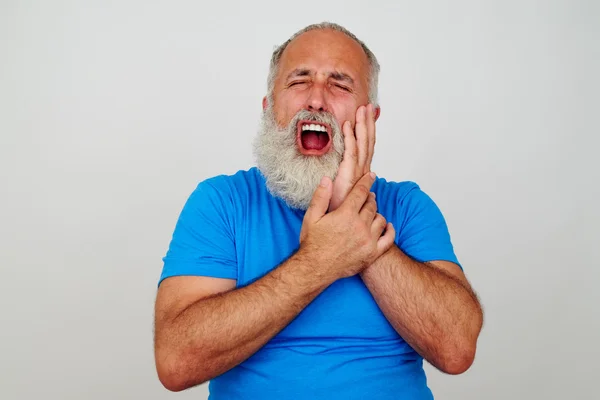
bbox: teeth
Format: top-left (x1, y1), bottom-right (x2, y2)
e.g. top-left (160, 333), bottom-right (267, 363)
top-left (302, 123), bottom-right (326, 132)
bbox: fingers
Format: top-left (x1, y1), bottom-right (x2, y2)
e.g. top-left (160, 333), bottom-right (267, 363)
top-left (355, 106), bottom-right (368, 171)
top-left (371, 213), bottom-right (387, 237)
top-left (366, 104), bottom-right (376, 170)
top-left (376, 222), bottom-right (396, 255)
top-left (304, 176), bottom-right (333, 223)
top-left (342, 171), bottom-right (376, 213)
top-left (360, 192), bottom-right (377, 223)
top-left (342, 120), bottom-right (358, 165)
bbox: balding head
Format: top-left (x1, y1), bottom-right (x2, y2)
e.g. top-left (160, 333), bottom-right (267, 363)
top-left (266, 22), bottom-right (380, 108)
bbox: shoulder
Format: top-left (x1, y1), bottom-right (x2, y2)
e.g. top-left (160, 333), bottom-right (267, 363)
top-left (373, 176), bottom-right (422, 205)
top-left (196, 167), bottom-right (260, 190)
top-left (376, 177), bottom-right (460, 267)
top-left (373, 176), bottom-right (446, 230)
top-left (190, 167), bottom-right (264, 201)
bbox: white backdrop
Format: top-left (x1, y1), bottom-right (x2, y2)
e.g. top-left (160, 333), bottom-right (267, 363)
top-left (1, 1), bottom-right (598, 399)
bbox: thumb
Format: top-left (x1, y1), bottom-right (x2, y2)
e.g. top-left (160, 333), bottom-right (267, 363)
top-left (304, 176), bottom-right (333, 223)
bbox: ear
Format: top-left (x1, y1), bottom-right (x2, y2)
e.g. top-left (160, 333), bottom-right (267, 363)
top-left (262, 96), bottom-right (268, 111)
top-left (374, 106), bottom-right (381, 121)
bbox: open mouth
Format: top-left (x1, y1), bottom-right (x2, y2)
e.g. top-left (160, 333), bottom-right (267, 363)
top-left (296, 120), bottom-right (332, 156)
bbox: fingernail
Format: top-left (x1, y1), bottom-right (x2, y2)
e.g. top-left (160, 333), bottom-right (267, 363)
top-left (320, 176), bottom-right (328, 187)
top-left (370, 172), bottom-right (376, 179)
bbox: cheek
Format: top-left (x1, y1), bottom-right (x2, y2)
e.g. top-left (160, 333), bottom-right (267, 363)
top-left (330, 97), bottom-right (359, 122)
top-left (277, 98), bottom-right (305, 124)
top-left (273, 104), bottom-right (292, 127)
top-left (333, 108), bottom-right (356, 128)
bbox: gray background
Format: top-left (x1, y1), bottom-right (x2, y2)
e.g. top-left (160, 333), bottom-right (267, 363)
top-left (1, 0), bottom-right (598, 399)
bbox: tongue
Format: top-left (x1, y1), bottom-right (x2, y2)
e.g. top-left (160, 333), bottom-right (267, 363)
top-left (301, 132), bottom-right (327, 150)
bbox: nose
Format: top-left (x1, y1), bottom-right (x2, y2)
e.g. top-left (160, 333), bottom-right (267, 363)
top-left (305, 85), bottom-right (328, 113)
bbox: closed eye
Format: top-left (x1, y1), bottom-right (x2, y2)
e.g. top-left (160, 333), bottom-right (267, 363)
top-left (289, 81), bottom-right (308, 87)
top-left (334, 84), bottom-right (351, 92)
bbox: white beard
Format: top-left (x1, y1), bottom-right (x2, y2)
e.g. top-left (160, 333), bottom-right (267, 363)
top-left (252, 106), bottom-right (344, 210)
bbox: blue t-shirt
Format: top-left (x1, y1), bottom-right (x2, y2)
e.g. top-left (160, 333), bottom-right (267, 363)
top-left (159, 167), bottom-right (460, 399)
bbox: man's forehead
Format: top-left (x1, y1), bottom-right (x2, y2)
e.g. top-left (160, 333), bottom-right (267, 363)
top-left (278, 29), bottom-right (369, 80)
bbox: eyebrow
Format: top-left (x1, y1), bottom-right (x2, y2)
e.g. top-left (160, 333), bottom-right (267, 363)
top-left (286, 68), bottom-right (312, 80)
top-left (329, 72), bottom-right (354, 85)
top-left (286, 68), bottom-right (355, 85)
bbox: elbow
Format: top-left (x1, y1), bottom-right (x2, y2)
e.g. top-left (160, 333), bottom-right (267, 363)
top-left (437, 344), bottom-right (477, 375)
top-left (155, 351), bottom-right (209, 392)
top-left (439, 312), bottom-right (483, 375)
top-left (157, 371), bottom-right (192, 393)
top-left (156, 360), bottom-right (193, 392)
top-left (158, 374), bottom-right (189, 393)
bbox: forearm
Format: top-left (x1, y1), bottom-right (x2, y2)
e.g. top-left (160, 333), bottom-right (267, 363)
top-left (157, 249), bottom-right (335, 390)
top-left (360, 245), bottom-right (483, 374)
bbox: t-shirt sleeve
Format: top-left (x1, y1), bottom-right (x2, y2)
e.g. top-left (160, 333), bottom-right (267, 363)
top-left (395, 185), bottom-right (462, 269)
top-left (158, 179), bottom-right (238, 286)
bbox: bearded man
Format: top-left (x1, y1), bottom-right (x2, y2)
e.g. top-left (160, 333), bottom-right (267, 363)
top-left (154, 22), bottom-right (483, 400)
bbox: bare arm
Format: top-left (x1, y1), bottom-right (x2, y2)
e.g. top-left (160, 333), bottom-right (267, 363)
top-left (154, 172), bottom-right (394, 392)
top-left (360, 245), bottom-right (483, 374)
top-left (154, 251), bottom-right (335, 392)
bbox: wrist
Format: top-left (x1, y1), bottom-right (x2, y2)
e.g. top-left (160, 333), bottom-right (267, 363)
top-left (293, 245), bottom-right (340, 286)
top-left (360, 245), bottom-right (398, 278)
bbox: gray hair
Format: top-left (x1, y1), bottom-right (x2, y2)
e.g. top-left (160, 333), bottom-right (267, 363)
top-left (266, 22), bottom-right (380, 107)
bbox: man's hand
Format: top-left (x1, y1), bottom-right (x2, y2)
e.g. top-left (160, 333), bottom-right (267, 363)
top-left (299, 172), bottom-right (395, 280)
top-left (329, 104), bottom-right (377, 212)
